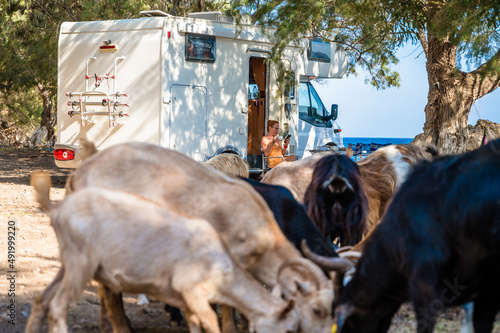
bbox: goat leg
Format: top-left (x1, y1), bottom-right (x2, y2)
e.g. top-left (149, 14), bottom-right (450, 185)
top-left (473, 295), bottom-right (499, 333)
top-left (413, 299), bottom-right (438, 333)
top-left (26, 269), bottom-right (64, 333)
top-left (182, 289), bottom-right (221, 333)
top-left (47, 272), bottom-right (84, 333)
top-left (184, 308), bottom-right (203, 333)
top-left (165, 305), bottom-right (184, 326)
top-left (221, 305), bottom-right (237, 333)
top-left (99, 284), bottom-right (131, 333)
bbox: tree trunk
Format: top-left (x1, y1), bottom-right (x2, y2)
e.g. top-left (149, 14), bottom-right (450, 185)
top-left (412, 32), bottom-right (472, 154)
top-left (30, 83), bottom-right (55, 147)
top-left (198, 0), bottom-right (205, 12)
top-left (414, 6), bottom-right (500, 154)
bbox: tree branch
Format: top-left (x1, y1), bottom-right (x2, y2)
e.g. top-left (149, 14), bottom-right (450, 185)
top-left (467, 48), bottom-right (500, 99)
top-left (418, 29), bottom-right (428, 57)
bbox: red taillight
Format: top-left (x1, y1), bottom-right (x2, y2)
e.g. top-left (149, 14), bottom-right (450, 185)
top-left (99, 44), bottom-right (118, 52)
top-left (54, 149), bottom-right (75, 161)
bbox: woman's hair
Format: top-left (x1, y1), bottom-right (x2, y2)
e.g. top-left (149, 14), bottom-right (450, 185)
top-left (267, 120), bottom-right (279, 131)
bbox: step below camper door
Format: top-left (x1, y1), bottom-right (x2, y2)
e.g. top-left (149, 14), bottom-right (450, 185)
top-left (169, 85), bottom-right (208, 161)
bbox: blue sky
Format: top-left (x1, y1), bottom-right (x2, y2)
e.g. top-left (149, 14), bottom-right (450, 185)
top-left (314, 45), bottom-right (500, 138)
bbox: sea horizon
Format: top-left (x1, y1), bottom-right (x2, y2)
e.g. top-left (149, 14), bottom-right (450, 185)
top-left (343, 137), bottom-right (414, 146)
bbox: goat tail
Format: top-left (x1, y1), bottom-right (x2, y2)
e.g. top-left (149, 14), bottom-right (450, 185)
top-left (79, 138), bottom-right (98, 162)
top-left (30, 172), bottom-right (53, 212)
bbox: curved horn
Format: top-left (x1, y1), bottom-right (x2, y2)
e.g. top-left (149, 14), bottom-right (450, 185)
top-left (278, 257), bottom-right (332, 293)
top-left (301, 239), bottom-right (354, 273)
top-left (338, 250), bottom-right (362, 262)
top-left (322, 174), bottom-right (354, 193)
top-left (336, 245), bottom-right (353, 254)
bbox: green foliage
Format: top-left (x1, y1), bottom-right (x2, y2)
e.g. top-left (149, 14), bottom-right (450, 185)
top-left (0, 88), bottom-right (41, 142)
top-left (0, 0), bottom-right (226, 138)
top-left (228, 0), bottom-right (404, 89)
top-left (1, 89), bottom-right (42, 126)
top-left (228, 0), bottom-right (500, 90)
top-left (2, 0), bottom-right (499, 143)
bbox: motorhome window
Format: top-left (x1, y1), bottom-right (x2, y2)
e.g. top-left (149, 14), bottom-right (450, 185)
top-left (284, 72), bottom-right (295, 100)
top-left (308, 39), bottom-right (331, 63)
top-left (185, 34), bottom-right (216, 63)
top-left (298, 82), bottom-right (332, 127)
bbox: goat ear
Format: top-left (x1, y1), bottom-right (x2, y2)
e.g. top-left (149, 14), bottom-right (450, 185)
top-left (278, 278), bottom-right (307, 299)
top-left (278, 300), bottom-right (295, 320)
top-left (278, 258), bottom-right (331, 299)
top-left (271, 284), bottom-right (283, 298)
top-left (295, 280), bottom-right (312, 296)
top-left (335, 303), bottom-right (354, 332)
top-left (346, 146), bottom-right (353, 158)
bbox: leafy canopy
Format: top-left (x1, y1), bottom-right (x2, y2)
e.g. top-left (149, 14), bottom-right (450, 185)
top-left (227, 0), bottom-right (500, 89)
top-left (0, 0), bottom-right (228, 131)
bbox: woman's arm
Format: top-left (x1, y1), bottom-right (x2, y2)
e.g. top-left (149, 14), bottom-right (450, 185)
top-left (262, 136), bottom-right (280, 156)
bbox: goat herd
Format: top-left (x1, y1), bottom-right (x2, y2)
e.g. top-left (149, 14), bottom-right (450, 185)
top-left (27, 138), bottom-right (500, 333)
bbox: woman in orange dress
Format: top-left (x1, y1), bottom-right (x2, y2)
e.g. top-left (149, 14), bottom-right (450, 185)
top-left (261, 120), bottom-right (297, 168)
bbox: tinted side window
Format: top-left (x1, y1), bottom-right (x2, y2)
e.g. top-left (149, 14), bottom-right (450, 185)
top-left (308, 39), bottom-right (331, 63)
top-left (298, 82), bottom-right (332, 128)
top-left (186, 34), bottom-right (216, 63)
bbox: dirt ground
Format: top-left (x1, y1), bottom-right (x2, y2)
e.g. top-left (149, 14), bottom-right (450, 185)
top-left (0, 147), bottom-right (499, 333)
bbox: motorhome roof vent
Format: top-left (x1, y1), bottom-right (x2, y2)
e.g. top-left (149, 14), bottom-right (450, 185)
top-left (139, 10), bottom-right (171, 17)
top-left (188, 11), bottom-right (234, 23)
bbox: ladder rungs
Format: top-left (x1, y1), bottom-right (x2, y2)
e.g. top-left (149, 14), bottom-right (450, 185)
top-left (67, 101), bottom-right (129, 107)
top-left (66, 91), bottom-right (128, 98)
top-left (68, 111), bottom-right (129, 116)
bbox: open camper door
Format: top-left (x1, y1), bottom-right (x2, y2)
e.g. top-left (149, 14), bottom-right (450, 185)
top-left (247, 57), bottom-right (267, 169)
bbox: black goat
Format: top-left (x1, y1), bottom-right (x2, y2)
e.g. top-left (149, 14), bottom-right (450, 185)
top-left (303, 154), bottom-right (368, 246)
top-left (242, 177), bottom-right (337, 257)
top-left (307, 139), bottom-right (500, 333)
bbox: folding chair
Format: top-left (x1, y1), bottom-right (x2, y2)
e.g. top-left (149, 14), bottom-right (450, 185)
top-left (352, 143), bottom-right (368, 161)
top-left (261, 147), bottom-right (285, 170)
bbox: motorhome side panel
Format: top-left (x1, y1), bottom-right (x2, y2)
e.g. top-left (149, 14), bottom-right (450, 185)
top-left (57, 19), bottom-right (163, 154)
top-left (161, 18), bottom-right (252, 161)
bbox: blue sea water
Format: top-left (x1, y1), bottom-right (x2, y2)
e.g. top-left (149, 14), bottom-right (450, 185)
top-left (343, 137), bottom-right (413, 147)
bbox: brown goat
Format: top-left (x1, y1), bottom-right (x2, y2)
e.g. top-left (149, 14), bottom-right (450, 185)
top-left (357, 143), bottom-right (438, 233)
top-left (65, 142), bottom-right (345, 333)
top-left (27, 174), bottom-right (301, 333)
top-left (265, 144), bottom-right (437, 248)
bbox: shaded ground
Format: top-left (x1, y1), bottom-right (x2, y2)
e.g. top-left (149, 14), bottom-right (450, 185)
top-left (0, 148), bottom-right (181, 333)
top-left (0, 147), bottom-right (499, 332)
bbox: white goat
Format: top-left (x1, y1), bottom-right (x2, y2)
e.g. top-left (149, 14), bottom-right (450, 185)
top-left (65, 142), bottom-right (345, 333)
top-left (261, 153), bottom-right (328, 203)
top-left (204, 153), bottom-right (250, 178)
top-left (27, 174), bottom-right (299, 333)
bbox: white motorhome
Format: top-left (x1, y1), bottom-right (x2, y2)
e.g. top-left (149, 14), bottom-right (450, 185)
top-left (54, 11), bottom-right (347, 171)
